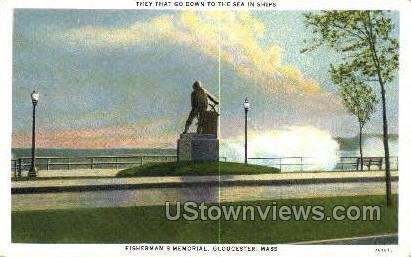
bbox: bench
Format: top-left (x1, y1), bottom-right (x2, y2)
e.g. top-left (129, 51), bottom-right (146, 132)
top-left (357, 157), bottom-right (383, 170)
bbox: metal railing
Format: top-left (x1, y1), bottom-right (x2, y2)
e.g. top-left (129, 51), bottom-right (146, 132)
top-left (11, 155), bottom-right (229, 177)
top-left (10, 155), bottom-right (397, 177)
top-left (247, 156), bottom-right (398, 172)
top-left (11, 155), bottom-right (176, 177)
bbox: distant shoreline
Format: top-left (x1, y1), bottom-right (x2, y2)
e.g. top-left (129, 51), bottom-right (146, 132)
top-left (11, 148), bottom-right (177, 159)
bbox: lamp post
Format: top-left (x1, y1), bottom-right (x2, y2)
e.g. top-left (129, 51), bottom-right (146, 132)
top-left (28, 90), bottom-right (39, 177)
top-left (243, 97), bottom-right (250, 164)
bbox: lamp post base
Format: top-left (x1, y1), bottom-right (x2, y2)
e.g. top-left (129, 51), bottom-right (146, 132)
top-left (28, 166), bottom-right (38, 177)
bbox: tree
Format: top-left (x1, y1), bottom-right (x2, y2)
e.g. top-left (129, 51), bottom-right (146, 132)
top-left (301, 11), bottom-right (399, 206)
top-left (334, 78), bottom-right (378, 171)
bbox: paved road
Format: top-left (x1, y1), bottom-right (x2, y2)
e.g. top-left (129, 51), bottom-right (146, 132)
top-left (12, 179), bottom-right (398, 211)
top-left (12, 170), bottom-right (398, 189)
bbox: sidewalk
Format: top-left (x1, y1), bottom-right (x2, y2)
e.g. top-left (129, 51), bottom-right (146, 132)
top-left (14, 168), bottom-right (119, 178)
top-left (12, 170), bottom-right (399, 194)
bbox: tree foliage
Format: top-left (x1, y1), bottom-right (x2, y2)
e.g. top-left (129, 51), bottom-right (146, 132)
top-left (301, 11), bottom-right (398, 85)
top-left (338, 80), bottom-right (378, 127)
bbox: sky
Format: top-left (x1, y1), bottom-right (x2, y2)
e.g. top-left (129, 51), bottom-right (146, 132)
top-left (12, 9), bottom-right (399, 149)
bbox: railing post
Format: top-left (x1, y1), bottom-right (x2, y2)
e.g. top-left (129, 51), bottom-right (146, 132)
top-left (68, 158), bottom-right (71, 170)
top-left (115, 157), bottom-right (118, 170)
top-left (140, 156), bottom-right (144, 166)
top-left (300, 157), bottom-right (303, 172)
top-left (396, 156), bottom-right (399, 170)
top-left (279, 158), bottom-right (282, 172)
top-left (91, 158), bottom-right (94, 169)
top-left (13, 160), bottom-right (17, 178)
top-left (18, 158), bottom-right (22, 177)
top-left (47, 158), bottom-right (50, 171)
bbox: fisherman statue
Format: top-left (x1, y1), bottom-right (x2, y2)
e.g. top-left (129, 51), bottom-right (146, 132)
top-left (183, 80), bottom-right (219, 135)
top-left (177, 80), bottom-right (219, 162)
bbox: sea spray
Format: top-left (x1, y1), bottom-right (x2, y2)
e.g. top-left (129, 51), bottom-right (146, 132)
top-left (220, 126), bottom-right (340, 171)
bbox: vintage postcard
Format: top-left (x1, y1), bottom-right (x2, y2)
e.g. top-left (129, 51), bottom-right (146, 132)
top-left (1, 0), bottom-right (411, 256)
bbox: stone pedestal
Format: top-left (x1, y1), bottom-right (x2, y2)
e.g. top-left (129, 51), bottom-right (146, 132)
top-left (177, 133), bottom-right (219, 162)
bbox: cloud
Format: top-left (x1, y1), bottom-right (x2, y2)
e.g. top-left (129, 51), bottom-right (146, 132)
top-left (58, 11), bottom-right (324, 94)
top-left (12, 120), bottom-right (177, 149)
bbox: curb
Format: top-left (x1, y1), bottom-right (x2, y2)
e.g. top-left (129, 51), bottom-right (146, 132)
top-left (11, 175), bottom-right (398, 194)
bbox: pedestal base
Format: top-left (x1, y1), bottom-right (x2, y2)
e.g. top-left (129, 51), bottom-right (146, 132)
top-left (177, 133), bottom-right (219, 162)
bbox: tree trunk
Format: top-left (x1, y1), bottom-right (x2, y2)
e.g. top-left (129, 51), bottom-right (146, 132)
top-left (380, 84), bottom-right (392, 206)
top-left (365, 11), bottom-right (392, 206)
top-left (359, 123), bottom-right (363, 171)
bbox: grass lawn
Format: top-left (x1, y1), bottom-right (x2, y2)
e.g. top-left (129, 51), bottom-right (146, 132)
top-left (12, 194), bottom-right (397, 244)
top-left (116, 161), bottom-right (280, 177)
